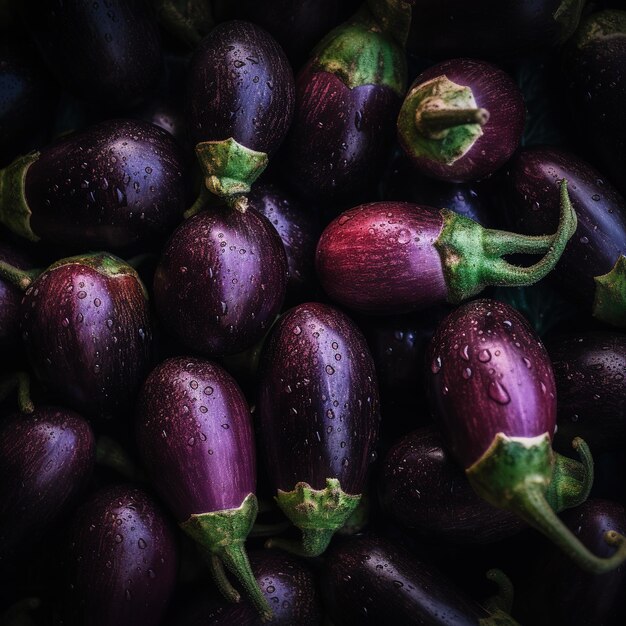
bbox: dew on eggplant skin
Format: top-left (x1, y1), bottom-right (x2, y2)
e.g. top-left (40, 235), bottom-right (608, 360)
top-left (579, 235), bottom-right (589, 244)
top-left (326, 365), bottom-right (335, 375)
top-left (221, 424), bottom-right (229, 430)
top-left (431, 356), bottom-right (442, 373)
top-left (204, 385), bottom-right (214, 395)
top-left (137, 538), bottom-right (147, 549)
top-left (488, 380), bottom-right (510, 404)
top-left (462, 367), bottom-right (472, 379)
top-left (478, 349), bottom-right (491, 362)
top-left (77, 291), bottom-right (87, 299)
top-left (114, 534), bottom-right (123, 543)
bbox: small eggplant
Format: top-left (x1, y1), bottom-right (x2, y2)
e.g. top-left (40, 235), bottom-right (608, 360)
top-left (316, 181), bottom-right (577, 315)
top-left (153, 206), bottom-right (288, 357)
top-left (397, 58), bottom-right (525, 183)
top-left (136, 357), bottom-right (271, 619)
top-left (61, 485), bottom-right (178, 626)
top-left (188, 20), bottom-right (294, 210)
top-left (258, 302), bottom-right (380, 557)
top-left (0, 119), bottom-right (188, 253)
top-left (426, 298), bottom-right (626, 572)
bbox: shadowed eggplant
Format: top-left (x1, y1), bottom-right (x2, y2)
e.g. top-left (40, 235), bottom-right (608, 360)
top-left (397, 58), bottom-right (525, 183)
top-left (258, 302), bottom-right (380, 557)
top-left (136, 357), bottom-right (271, 620)
top-left (426, 298), bottom-right (626, 573)
top-left (316, 180), bottom-right (577, 315)
top-left (0, 119), bottom-right (188, 253)
top-left (61, 485), bottom-right (178, 626)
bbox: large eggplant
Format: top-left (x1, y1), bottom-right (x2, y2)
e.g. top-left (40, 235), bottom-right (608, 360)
top-left (258, 302), bottom-right (380, 556)
top-left (426, 298), bottom-right (626, 572)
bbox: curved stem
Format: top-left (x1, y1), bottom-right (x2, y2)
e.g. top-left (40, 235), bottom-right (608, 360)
top-left (545, 437), bottom-right (593, 512)
top-left (571, 437), bottom-right (594, 503)
top-left (484, 569), bottom-right (514, 614)
top-left (483, 232), bottom-right (553, 256)
top-left (416, 107), bottom-right (489, 138)
top-left (183, 185), bottom-right (211, 220)
top-left (206, 551), bottom-right (240, 603)
top-left (0, 372), bottom-right (34, 414)
top-left (0, 260), bottom-right (41, 291)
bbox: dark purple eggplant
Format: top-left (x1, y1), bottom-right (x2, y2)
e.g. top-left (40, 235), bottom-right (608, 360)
top-left (547, 331), bottom-right (626, 452)
top-left (397, 58), bottom-right (525, 183)
top-left (315, 184), bottom-right (577, 315)
top-left (426, 298), bottom-right (626, 573)
top-left (187, 20), bottom-right (294, 210)
top-left (258, 302), bottom-right (380, 557)
top-left (504, 146), bottom-right (626, 327)
top-left (20, 0), bottom-right (162, 111)
top-left (0, 407), bottom-right (94, 573)
top-left (136, 357), bottom-right (270, 619)
top-left (61, 485), bottom-right (178, 626)
top-left (0, 118), bottom-right (188, 253)
top-left (153, 206), bottom-right (287, 357)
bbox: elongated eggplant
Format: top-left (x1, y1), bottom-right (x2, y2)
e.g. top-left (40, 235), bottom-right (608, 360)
top-left (504, 146), bottom-right (626, 327)
top-left (0, 119), bottom-right (188, 253)
top-left (398, 58), bottom-right (525, 183)
top-left (316, 181), bottom-right (577, 315)
top-left (426, 298), bottom-right (626, 572)
top-left (258, 302), bottom-right (380, 557)
top-left (153, 206), bottom-right (287, 357)
top-left (188, 21), bottom-right (294, 210)
top-left (136, 357), bottom-right (271, 619)
top-left (61, 485), bottom-right (177, 626)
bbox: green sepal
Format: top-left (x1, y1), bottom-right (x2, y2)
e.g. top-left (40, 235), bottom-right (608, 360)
top-left (545, 437), bottom-right (593, 512)
top-left (0, 152), bottom-right (40, 242)
top-left (593, 255), bottom-right (626, 328)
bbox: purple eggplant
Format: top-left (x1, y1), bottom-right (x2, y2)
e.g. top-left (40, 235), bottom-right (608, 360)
top-left (0, 118), bottom-right (188, 253)
top-left (397, 58), bottom-right (525, 183)
top-left (136, 357), bottom-right (271, 619)
top-left (315, 184), bottom-right (577, 315)
top-left (153, 206), bottom-right (288, 357)
top-left (503, 146), bottom-right (626, 327)
top-left (61, 485), bottom-right (177, 626)
top-left (0, 407), bottom-right (94, 573)
top-left (187, 20), bottom-right (294, 210)
top-left (20, 0), bottom-right (162, 111)
top-left (258, 302), bottom-right (380, 557)
top-left (426, 298), bottom-right (626, 572)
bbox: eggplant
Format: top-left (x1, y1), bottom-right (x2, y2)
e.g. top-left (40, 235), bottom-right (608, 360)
top-left (503, 146), bottom-right (626, 327)
top-left (397, 58), bottom-right (525, 183)
top-left (187, 20), bottom-right (294, 210)
top-left (258, 302), bottom-right (380, 557)
top-left (0, 118), bottom-right (188, 253)
top-left (426, 298), bottom-right (626, 572)
top-left (315, 182), bottom-right (577, 315)
top-left (20, 0), bottom-right (162, 111)
top-left (136, 357), bottom-right (271, 619)
top-left (61, 485), bottom-right (178, 626)
top-left (0, 407), bottom-right (94, 574)
top-left (153, 206), bottom-right (288, 357)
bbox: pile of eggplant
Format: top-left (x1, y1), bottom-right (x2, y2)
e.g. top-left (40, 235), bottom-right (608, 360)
top-left (1, 0), bottom-right (626, 624)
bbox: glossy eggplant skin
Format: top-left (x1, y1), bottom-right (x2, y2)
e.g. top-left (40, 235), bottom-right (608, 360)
top-left (0, 407), bottom-right (94, 572)
top-left (379, 426), bottom-right (524, 543)
top-left (258, 302), bottom-right (379, 494)
top-left (321, 534), bottom-right (490, 625)
top-left (61, 485), bottom-right (178, 626)
top-left (426, 299), bottom-right (557, 468)
top-left (136, 357), bottom-right (256, 520)
top-left (20, 255), bottom-right (153, 421)
top-left (547, 332), bottom-right (626, 452)
top-left (188, 20), bottom-right (295, 154)
top-left (20, 0), bottom-right (162, 111)
top-left (153, 207), bottom-right (288, 357)
top-left (22, 118), bottom-right (187, 253)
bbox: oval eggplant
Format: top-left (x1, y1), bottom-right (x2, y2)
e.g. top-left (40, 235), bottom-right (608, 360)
top-left (61, 485), bottom-right (177, 626)
top-left (0, 118), bottom-right (188, 253)
top-left (397, 58), bottom-right (525, 183)
top-left (426, 298), bottom-right (626, 573)
top-left (258, 302), bottom-right (380, 557)
top-left (315, 188), bottom-right (577, 315)
top-left (136, 357), bottom-right (271, 619)
top-left (153, 206), bottom-right (288, 357)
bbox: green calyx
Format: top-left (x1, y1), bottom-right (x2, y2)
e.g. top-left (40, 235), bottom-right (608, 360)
top-left (435, 178), bottom-right (577, 304)
top-left (573, 9), bottom-right (626, 49)
top-left (545, 437), bottom-right (593, 512)
top-left (266, 478), bottom-right (361, 557)
top-left (398, 75), bottom-right (489, 165)
top-left (0, 371), bottom-right (34, 414)
top-left (0, 152), bottom-right (40, 242)
top-left (195, 138), bottom-right (268, 212)
top-left (593, 255), bottom-right (626, 328)
top-left (180, 493), bottom-right (272, 621)
top-left (48, 252), bottom-right (136, 277)
top-left (467, 432), bottom-right (626, 574)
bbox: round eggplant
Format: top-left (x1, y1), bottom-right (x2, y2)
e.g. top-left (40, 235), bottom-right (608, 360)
top-left (397, 58), bottom-right (525, 183)
top-left (136, 357), bottom-right (271, 619)
top-left (258, 302), bottom-right (380, 557)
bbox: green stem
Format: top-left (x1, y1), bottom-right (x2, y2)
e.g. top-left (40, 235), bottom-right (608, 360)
top-left (484, 569), bottom-right (514, 614)
top-left (152, 0), bottom-right (213, 48)
top-left (0, 372), bottom-right (34, 414)
top-left (545, 437), bottom-right (593, 512)
top-left (95, 436), bottom-right (143, 481)
top-left (416, 107), bottom-right (490, 138)
top-left (183, 185), bottom-right (211, 220)
top-left (0, 152), bottom-right (40, 242)
top-left (365, 0), bottom-right (413, 47)
top-left (206, 551), bottom-right (240, 603)
top-left (0, 260), bottom-right (41, 291)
